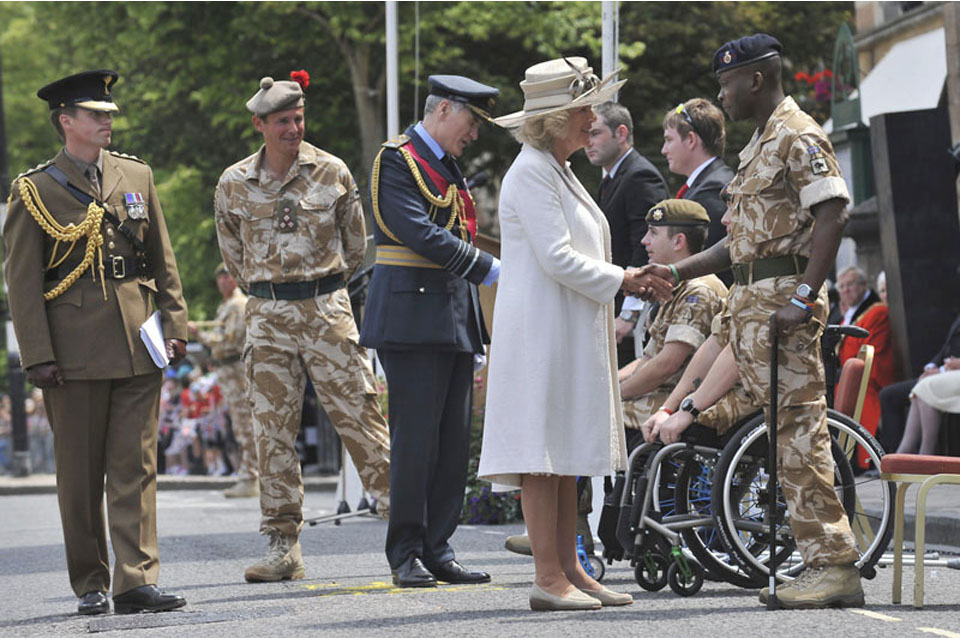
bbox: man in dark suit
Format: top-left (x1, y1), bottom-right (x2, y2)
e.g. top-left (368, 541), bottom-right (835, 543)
top-left (660, 98), bottom-right (735, 255)
top-left (360, 75), bottom-right (499, 588)
top-left (586, 101), bottom-right (669, 367)
top-left (878, 311), bottom-right (960, 453)
top-left (3, 70), bottom-right (188, 615)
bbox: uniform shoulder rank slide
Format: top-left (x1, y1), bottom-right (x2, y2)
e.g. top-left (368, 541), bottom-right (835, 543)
top-left (109, 150), bottom-right (146, 164)
top-left (382, 134), bottom-right (411, 150)
top-left (14, 159), bottom-right (55, 183)
top-left (124, 192), bottom-right (148, 219)
top-left (808, 145), bottom-right (829, 175)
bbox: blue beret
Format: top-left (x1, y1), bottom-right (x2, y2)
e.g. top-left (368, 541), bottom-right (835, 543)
top-left (428, 75), bottom-right (499, 121)
top-left (713, 34), bottom-right (782, 75)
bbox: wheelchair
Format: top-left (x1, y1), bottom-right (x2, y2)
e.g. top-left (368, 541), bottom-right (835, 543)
top-left (599, 325), bottom-right (895, 596)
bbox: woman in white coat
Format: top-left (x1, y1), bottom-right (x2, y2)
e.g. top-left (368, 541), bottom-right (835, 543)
top-left (480, 58), bottom-right (656, 611)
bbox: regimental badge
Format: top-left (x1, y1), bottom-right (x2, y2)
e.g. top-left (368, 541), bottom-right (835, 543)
top-left (276, 196), bottom-right (299, 233)
top-left (123, 192), bottom-right (147, 219)
top-left (651, 208), bottom-right (664, 222)
top-left (723, 50), bottom-right (733, 64)
top-left (808, 146), bottom-right (829, 175)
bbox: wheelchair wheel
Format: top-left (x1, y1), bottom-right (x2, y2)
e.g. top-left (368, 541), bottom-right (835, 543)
top-left (634, 551), bottom-right (669, 591)
top-left (711, 410), bottom-right (894, 583)
top-left (588, 555), bottom-right (606, 581)
top-left (673, 452), bottom-right (765, 589)
top-left (667, 559), bottom-right (705, 597)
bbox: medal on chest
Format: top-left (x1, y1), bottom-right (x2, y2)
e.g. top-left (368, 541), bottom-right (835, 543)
top-left (123, 192), bottom-right (148, 219)
top-left (276, 196), bottom-right (299, 233)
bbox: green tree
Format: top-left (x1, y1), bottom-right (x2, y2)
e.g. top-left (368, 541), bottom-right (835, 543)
top-left (1, 1), bottom-right (854, 319)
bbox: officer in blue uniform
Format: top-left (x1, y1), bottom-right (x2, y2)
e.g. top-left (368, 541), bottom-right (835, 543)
top-left (360, 75), bottom-right (500, 587)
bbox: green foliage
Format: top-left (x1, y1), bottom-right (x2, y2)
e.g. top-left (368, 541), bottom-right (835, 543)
top-left (1, 1), bottom-right (853, 322)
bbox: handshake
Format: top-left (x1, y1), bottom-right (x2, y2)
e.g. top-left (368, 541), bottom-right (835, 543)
top-left (622, 264), bottom-right (676, 302)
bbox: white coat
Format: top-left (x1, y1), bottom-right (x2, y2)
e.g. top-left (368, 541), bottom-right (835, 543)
top-left (478, 144), bottom-right (628, 491)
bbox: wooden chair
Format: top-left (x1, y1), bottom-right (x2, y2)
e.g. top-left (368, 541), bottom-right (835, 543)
top-left (880, 452), bottom-right (960, 608)
top-left (830, 345), bottom-right (881, 552)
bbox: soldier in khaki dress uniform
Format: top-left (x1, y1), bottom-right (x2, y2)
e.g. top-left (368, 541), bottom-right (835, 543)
top-left (215, 72), bottom-right (391, 583)
top-left (2, 70), bottom-right (188, 615)
top-left (618, 199), bottom-right (727, 443)
top-left (636, 35), bottom-right (864, 608)
top-left (189, 264), bottom-right (257, 498)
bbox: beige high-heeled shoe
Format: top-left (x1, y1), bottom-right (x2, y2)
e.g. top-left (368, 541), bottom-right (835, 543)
top-left (581, 585), bottom-right (634, 606)
top-left (529, 584), bottom-right (602, 611)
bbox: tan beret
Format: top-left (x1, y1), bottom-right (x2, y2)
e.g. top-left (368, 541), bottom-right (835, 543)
top-left (214, 262), bottom-right (229, 278)
top-left (646, 198), bottom-right (710, 226)
top-left (246, 76), bottom-right (304, 116)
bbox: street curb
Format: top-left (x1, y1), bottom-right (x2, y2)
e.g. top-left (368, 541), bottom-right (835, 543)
top-left (0, 474), bottom-right (338, 496)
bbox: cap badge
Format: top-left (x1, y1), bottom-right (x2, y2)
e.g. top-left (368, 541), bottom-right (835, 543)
top-left (652, 208), bottom-right (664, 221)
top-left (124, 192), bottom-right (147, 219)
top-left (723, 51), bottom-right (733, 64)
top-left (104, 76), bottom-right (111, 95)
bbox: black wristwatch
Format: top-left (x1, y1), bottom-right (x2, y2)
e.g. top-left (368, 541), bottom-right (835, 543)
top-left (680, 397), bottom-right (701, 420)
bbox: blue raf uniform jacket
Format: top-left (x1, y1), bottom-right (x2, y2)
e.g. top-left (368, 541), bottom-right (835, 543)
top-left (359, 125), bottom-right (493, 353)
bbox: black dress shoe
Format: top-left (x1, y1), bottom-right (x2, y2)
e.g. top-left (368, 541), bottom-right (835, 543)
top-left (391, 557), bottom-right (437, 588)
top-left (428, 560), bottom-right (491, 584)
top-left (78, 591), bottom-right (109, 615)
top-left (113, 585), bottom-right (186, 614)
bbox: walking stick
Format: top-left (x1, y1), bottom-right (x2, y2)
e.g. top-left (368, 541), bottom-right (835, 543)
top-left (767, 313), bottom-right (779, 610)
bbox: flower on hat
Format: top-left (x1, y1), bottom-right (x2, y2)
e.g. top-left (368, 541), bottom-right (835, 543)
top-left (290, 70), bottom-right (310, 90)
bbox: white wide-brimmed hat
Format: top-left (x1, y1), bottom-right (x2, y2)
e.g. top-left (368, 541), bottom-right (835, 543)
top-left (493, 57), bottom-right (626, 129)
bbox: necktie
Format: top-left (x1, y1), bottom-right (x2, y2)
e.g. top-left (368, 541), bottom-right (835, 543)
top-left (598, 175), bottom-right (611, 200)
top-left (675, 183), bottom-right (689, 199)
top-left (87, 166), bottom-right (101, 198)
top-left (441, 156), bottom-right (462, 186)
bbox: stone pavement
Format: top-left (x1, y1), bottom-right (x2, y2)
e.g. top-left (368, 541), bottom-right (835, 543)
top-left (2, 469), bottom-right (959, 548)
top-left (1, 489), bottom-right (959, 638)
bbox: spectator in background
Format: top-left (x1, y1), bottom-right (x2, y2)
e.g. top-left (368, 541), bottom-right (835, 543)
top-left (896, 362), bottom-right (960, 455)
top-left (586, 101), bottom-right (669, 366)
top-left (834, 267), bottom-right (896, 469)
top-left (26, 389), bottom-right (55, 473)
top-left (876, 270), bottom-right (888, 305)
top-left (879, 310), bottom-right (960, 454)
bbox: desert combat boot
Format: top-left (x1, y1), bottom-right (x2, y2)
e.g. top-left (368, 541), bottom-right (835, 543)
top-left (224, 478), bottom-right (260, 498)
top-left (759, 564), bottom-right (864, 609)
top-left (244, 531), bottom-right (305, 582)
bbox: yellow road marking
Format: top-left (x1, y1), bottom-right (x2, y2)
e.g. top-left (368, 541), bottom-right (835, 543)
top-left (848, 608), bottom-right (902, 622)
top-left (916, 628), bottom-right (960, 638)
top-left (302, 580), bottom-right (506, 597)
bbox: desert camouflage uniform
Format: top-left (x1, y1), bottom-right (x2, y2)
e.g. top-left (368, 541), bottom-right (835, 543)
top-left (622, 275), bottom-right (727, 430)
top-left (215, 142), bottom-right (390, 539)
top-left (697, 300), bottom-right (760, 435)
top-left (725, 96), bottom-right (858, 567)
top-left (198, 287), bottom-right (257, 481)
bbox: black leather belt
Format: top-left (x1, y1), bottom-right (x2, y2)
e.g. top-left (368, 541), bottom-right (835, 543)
top-left (45, 255), bottom-right (139, 281)
top-left (247, 273), bottom-right (345, 300)
top-left (211, 354), bottom-right (242, 366)
top-left (730, 255), bottom-right (808, 285)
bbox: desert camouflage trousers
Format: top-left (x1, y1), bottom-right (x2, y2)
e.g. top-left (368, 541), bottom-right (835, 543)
top-left (245, 289), bottom-right (391, 539)
top-left (622, 386), bottom-right (671, 432)
top-left (216, 361), bottom-right (258, 481)
top-left (728, 278), bottom-right (859, 567)
top-left (698, 384), bottom-right (759, 435)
